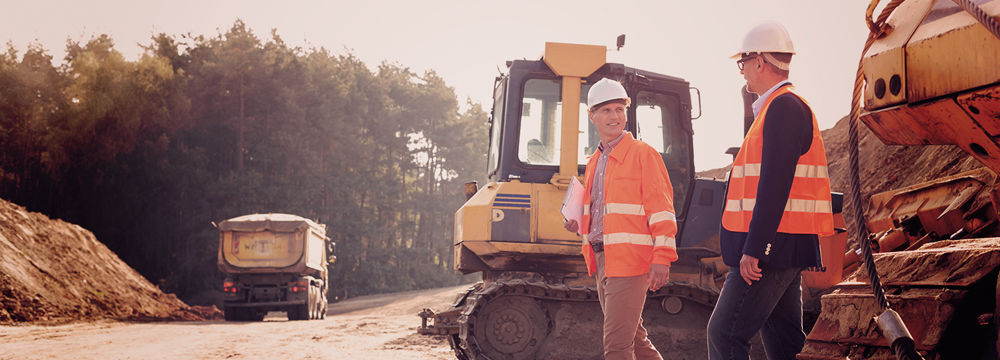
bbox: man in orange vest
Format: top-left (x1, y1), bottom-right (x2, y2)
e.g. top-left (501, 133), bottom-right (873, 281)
top-left (563, 78), bottom-right (679, 360)
top-left (707, 22), bottom-right (834, 360)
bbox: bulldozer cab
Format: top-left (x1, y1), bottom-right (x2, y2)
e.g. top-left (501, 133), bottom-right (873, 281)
top-left (486, 51), bottom-right (696, 223)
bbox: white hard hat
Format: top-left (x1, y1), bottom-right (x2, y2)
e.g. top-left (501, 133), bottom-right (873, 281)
top-left (731, 21), bottom-right (795, 59)
top-left (587, 78), bottom-right (630, 110)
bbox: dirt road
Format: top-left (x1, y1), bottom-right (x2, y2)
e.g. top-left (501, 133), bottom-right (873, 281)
top-left (0, 284), bottom-right (474, 360)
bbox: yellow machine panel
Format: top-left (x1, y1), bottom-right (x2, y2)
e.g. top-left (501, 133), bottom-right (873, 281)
top-left (454, 181), bottom-right (585, 274)
top-left (534, 183), bottom-right (580, 244)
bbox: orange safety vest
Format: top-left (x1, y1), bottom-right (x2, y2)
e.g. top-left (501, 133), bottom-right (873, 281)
top-left (580, 132), bottom-right (679, 277)
top-left (722, 85), bottom-right (834, 236)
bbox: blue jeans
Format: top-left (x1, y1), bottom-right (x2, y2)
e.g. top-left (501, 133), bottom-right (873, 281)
top-left (707, 267), bottom-right (805, 360)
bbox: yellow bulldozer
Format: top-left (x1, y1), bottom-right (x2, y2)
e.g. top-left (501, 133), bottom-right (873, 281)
top-left (417, 39), bottom-right (845, 359)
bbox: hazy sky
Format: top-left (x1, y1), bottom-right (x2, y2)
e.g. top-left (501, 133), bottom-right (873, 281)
top-left (3, 0), bottom-right (874, 170)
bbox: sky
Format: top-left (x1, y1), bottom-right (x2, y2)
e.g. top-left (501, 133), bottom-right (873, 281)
top-left (3, 0), bottom-right (875, 171)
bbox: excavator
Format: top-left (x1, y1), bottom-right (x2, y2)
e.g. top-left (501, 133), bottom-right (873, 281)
top-left (799, 0), bottom-right (1000, 359)
top-left (416, 39), bottom-right (845, 359)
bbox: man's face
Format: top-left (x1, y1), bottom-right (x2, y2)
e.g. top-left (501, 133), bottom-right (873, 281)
top-left (588, 102), bottom-right (627, 140)
top-left (738, 54), bottom-right (763, 94)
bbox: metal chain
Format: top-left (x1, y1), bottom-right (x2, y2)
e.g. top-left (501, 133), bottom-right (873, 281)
top-left (850, 0), bottom-right (907, 313)
top-left (952, 0), bottom-right (1000, 40)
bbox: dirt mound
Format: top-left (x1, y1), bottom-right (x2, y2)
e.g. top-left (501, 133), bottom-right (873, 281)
top-left (0, 199), bottom-right (220, 324)
top-left (697, 115), bottom-right (981, 234)
top-left (823, 115), bottom-right (979, 194)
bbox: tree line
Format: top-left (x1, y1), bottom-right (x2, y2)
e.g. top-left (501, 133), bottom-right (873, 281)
top-left (0, 20), bottom-right (487, 303)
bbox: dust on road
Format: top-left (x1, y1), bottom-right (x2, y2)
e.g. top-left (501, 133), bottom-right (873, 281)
top-left (0, 284), bottom-right (474, 360)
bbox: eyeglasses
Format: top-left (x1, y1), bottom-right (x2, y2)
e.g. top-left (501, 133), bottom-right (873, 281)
top-left (737, 55), bottom-right (758, 71)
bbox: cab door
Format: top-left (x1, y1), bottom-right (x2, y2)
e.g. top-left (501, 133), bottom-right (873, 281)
top-left (623, 74), bottom-right (695, 221)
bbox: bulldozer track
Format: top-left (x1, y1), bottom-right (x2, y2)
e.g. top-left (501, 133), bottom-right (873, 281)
top-left (453, 279), bottom-right (719, 360)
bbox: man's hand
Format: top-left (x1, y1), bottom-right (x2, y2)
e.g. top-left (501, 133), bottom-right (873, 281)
top-left (648, 264), bottom-right (670, 291)
top-left (739, 254), bottom-right (762, 285)
top-left (563, 219), bottom-right (579, 233)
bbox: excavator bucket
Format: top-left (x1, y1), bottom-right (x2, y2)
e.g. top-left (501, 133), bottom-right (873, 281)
top-left (800, 238), bottom-right (1000, 359)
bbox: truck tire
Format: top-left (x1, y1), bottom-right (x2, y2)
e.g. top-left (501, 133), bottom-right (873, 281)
top-left (224, 306), bottom-right (238, 321)
top-left (288, 305), bottom-right (306, 321)
top-left (320, 296), bottom-right (327, 319)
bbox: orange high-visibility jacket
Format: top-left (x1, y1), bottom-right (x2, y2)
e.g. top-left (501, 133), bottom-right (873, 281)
top-left (722, 85), bottom-right (834, 235)
top-left (581, 132), bottom-right (679, 277)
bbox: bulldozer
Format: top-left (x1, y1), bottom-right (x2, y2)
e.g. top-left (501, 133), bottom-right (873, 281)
top-left (417, 39), bottom-right (847, 359)
top-left (414, 40), bottom-right (727, 359)
top-left (798, 0), bottom-right (1000, 359)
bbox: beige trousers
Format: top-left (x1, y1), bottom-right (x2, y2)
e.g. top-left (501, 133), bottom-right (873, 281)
top-left (596, 252), bottom-right (663, 360)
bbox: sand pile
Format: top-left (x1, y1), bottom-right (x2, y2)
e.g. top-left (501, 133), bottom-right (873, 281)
top-left (0, 199), bottom-right (219, 324)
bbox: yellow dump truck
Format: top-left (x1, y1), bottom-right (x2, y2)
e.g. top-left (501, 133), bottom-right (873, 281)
top-left (217, 213), bottom-right (333, 321)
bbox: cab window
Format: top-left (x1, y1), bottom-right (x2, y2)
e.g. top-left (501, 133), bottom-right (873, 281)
top-left (517, 79), bottom-right (596, 167)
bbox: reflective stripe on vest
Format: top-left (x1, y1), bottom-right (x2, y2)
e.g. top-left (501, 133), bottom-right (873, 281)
top-left (722, 85), bottom-right (834, 235)
top-left (606, 203), bottom-right (644, 216)
top-left (602, 233), bottom-right (677, 248)
top-left (647, 210), bottom-right (676, 227)
top-left (731, 164), bottom-right (829, 179)
top-left (725, 198), bottom-right (833, 214)
top-left (605, 233), bottom-right (652, 246)
top-left (654, 235), bottom-right (676, 248)
top-left (602, 203), bottom-right (676, 228)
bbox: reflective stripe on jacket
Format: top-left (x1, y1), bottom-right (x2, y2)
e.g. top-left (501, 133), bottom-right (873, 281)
top-left (581, 132), bottom-right (679, 277)
top-left (722, 86), bottom-right (834, 235)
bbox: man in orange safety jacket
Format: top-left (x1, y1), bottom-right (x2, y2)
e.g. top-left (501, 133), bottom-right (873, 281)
top-left (707, 22), bottom-right (834, 360)
top-left (564, 78), bottom-right (679, 360)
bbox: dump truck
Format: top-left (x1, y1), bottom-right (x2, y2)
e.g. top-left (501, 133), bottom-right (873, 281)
top-left (217, 213), bottom-right (333, 321)
top-left (798, 0), bottom-right (1000, 359)
top-left (417, 40), bottom-right (845, 359)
